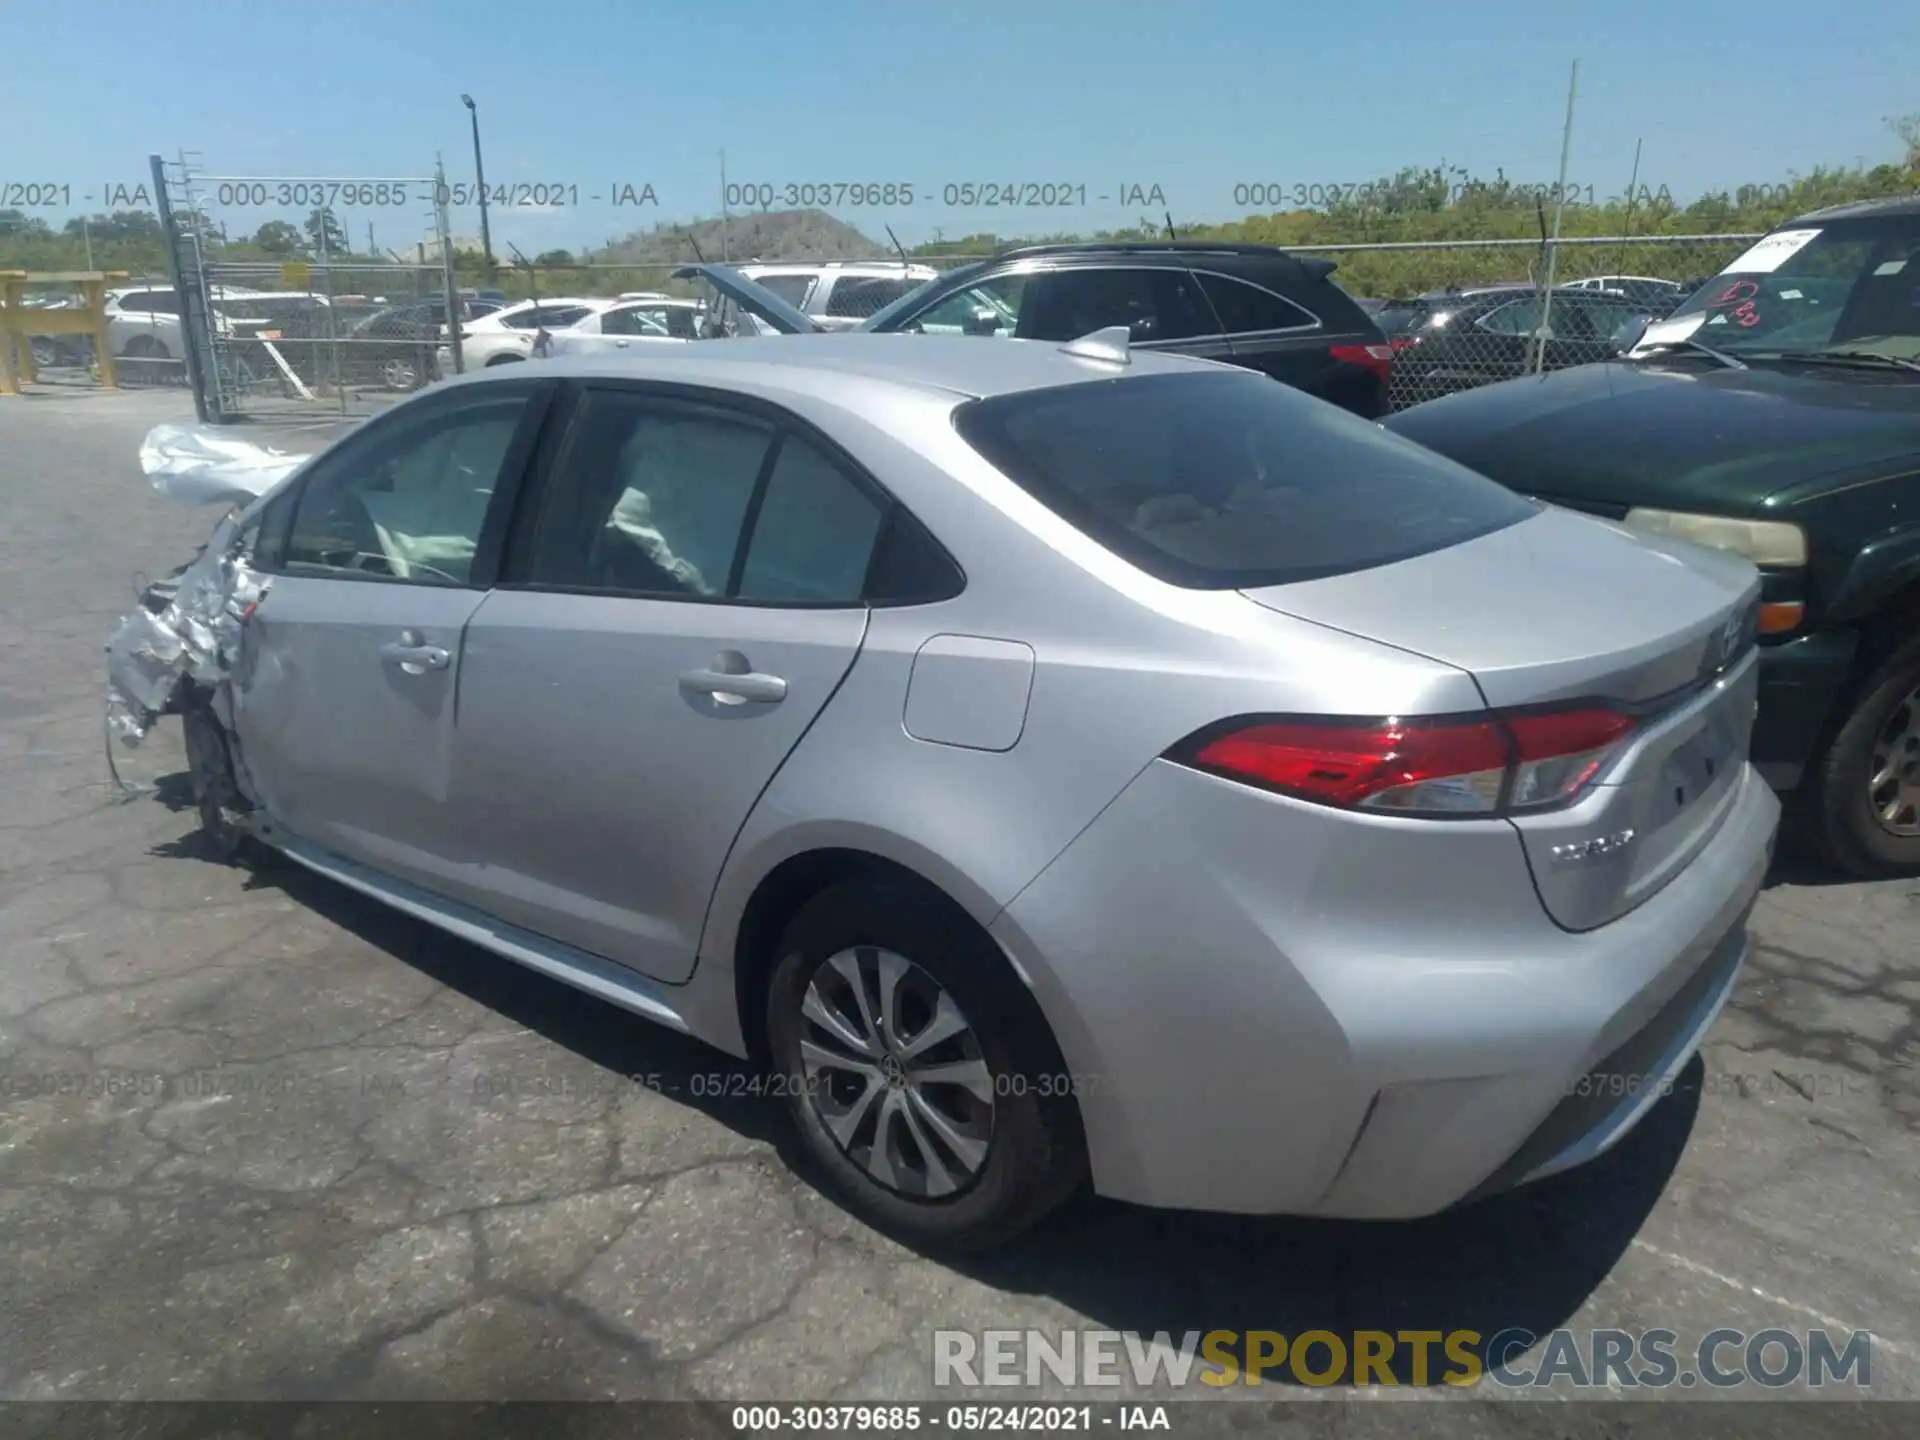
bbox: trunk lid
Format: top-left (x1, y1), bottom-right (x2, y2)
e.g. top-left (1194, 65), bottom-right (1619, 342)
top-left (669, 263), bottom-right (824, 335)
top-left (1242, 506), bottom-right (1763, 929)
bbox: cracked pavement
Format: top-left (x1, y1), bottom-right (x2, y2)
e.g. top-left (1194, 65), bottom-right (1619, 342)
top-left (1, 388), bottom-right (1915, 1419)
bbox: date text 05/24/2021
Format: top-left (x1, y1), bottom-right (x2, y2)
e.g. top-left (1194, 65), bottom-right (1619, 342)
top-left (722, 182), bottom-right (1168, 210)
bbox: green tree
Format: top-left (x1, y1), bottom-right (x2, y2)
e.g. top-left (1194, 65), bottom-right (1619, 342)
top-left (304, 207), bottom-right (350, 256)
top-left (0, 209), bottom-right (52, 239)
top-left (251, 220), bottom-right (307, 255)
top-left (534, 248), bottom-right (576, 265)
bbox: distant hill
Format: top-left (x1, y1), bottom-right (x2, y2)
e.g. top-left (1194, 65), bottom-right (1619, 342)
top-left (590, 208), bottom-right (890, 265)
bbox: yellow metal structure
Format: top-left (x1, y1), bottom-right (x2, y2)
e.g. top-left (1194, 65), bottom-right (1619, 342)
top-left (0, 271), bottom-right (129, 394)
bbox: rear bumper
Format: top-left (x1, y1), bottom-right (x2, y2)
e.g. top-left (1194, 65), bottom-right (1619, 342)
top-left (1751, 628), bottom-right (1859, 790)
top-left (991, 759), bottom-right (1779, 1218)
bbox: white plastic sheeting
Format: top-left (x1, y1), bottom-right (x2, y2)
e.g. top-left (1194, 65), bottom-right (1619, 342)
top-left (139, 422), bottom-right (311, 507)
top-left (104, 513), bottom-right (270, 748)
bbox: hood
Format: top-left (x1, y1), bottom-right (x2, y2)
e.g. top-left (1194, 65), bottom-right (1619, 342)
top-left (139, 423), bottom-right (312, 507)
top-left (669, 264), bottom-right (822, 335)
top-left (1384, 360), bottom-right (1920, 512)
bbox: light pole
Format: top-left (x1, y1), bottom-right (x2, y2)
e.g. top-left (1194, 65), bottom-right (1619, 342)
top-left (460, 93), bottom-right (495, 285)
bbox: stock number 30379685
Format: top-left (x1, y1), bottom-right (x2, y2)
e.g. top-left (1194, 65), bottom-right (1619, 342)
top-left (730, 1405), bottom-right (1109, 1430)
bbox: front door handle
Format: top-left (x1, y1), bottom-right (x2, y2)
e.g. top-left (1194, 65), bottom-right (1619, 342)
top-left (380, 637), bottom-right (450, 674)
top-left (679, 667), bottom-right (786, 707)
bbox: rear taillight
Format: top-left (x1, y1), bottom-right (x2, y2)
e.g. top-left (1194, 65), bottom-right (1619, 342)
top-left (1329, 342), bottom-right (1396, 383)
top-left (1173, 706), bottom-right (1635, 817)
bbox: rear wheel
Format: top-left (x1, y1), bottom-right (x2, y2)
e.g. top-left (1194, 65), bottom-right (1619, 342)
top-left (765, 877), bottom-right (1085, 1251)
top-left (484, 353), bottom-right (523, 367)
top-left (122, 334), bottom-right (168, 360)
top-left (1807, 632), bottom-right (1920, 875)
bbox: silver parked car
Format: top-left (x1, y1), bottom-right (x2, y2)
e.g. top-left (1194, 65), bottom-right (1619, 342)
top-left (166, 332), bottom-right (1778, 1249)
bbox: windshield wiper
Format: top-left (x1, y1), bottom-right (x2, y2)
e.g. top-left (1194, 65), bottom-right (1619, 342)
top-left (1633, 335), bottom-right (1747, 370)
top-left (1768, 348), bottom-right (1920, 375)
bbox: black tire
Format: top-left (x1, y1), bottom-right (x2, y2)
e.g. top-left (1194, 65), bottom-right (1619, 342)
top-left (1805, 631), bottom-right (1920, 876)
top-left (765, 877), bottom-right (1086, 1252)
top-left (122, 334), bottom-right (168, 360)
top-left (484, 353), bottom-right (523, 367)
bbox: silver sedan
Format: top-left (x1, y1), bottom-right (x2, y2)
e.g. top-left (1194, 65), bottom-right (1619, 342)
top-left (171, 332), bottom-right (1779, 1250)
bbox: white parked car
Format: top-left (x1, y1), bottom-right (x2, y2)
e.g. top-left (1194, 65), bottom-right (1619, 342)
top-left (734, 262), bottom-right (938, 333)
top-left (543, 297), bottom-right (706, 359)
top-left (103, 285), bottom-right (285, 361)
top-left (433, 297), bottom-right (615, 376)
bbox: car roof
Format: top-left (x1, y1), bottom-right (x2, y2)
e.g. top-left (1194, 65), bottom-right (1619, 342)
top-left (461, 331), bottom-right (1222, 402)
top-left (738, 262), bottom-right (935, 277)
top-left (1791, 194), bottom-right (1920, 223)
top-left (990, 241), bottom-right (1339, 279)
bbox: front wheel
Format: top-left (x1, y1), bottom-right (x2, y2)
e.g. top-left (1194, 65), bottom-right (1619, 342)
top-left (765, 878), bottom-right (1086, 1252)
top-left (1806, 632), bottom-right (1920, 876)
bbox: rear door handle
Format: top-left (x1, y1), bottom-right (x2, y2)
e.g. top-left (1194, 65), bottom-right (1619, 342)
top-left (380, 639), bottom-right (450, 674)
top-left (679, 668), bottom-right (786, 706)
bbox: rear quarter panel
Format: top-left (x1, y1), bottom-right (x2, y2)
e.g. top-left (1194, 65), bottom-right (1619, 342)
top-left (697, 384), bottom-right (1483, 985)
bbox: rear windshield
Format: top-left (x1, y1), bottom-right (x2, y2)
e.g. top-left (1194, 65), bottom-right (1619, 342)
top-left (1372, 302), bottom-right (1433, 337)
top-left (953, 370), bottom-right (1535, 589)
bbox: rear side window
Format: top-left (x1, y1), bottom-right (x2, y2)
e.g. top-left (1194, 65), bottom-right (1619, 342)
top-left (954, 370), bottom-right (1535, 589)
top-left (736, 439), bottom-right (886, 602)
top-left (1372, 303), bottom-right (1433, 338)
top-left (824, 276), bottom-right (920, 319)
top-left (601, 306), bottom-right (670, 337)
top-left (753, 274), bottom-right (815, 307)
top-left (1194, 273), bottom-right (1317, 334)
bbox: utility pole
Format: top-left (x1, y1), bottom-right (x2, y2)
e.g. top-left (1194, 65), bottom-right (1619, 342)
top-left (1533, 59), bottom-right (1579, 375)
top-left (461, 93), bottom-right (495, 284)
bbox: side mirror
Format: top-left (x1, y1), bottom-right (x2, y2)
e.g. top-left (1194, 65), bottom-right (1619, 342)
top-left (962, 307), bottom-right (999, 336)
top-left (1610, 315), bottom-right (1652, 356)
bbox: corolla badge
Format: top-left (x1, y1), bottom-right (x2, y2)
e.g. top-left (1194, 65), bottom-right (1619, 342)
top-left (1550, 828), bottom-right (1637, 864)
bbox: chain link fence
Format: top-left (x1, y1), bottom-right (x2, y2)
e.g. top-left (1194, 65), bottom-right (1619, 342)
top-left (192, 259), bottom-right (466, 419)
top-left (1293, 232), bottom-right (1760, 410)
top-left (14, 202), bottom-right (1763, 419)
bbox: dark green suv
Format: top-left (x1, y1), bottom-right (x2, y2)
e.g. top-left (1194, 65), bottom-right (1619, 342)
top-left (1387, 196), bottom-right (1920, 876)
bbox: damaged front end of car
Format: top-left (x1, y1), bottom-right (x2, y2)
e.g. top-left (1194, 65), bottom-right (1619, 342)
top-left (103, 423), bottom-right (310, 857)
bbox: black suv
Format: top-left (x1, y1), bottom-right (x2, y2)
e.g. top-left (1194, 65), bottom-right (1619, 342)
top-left (682, 244), bottom-right (1395, 418)
top-left (1387, 196), bottom-right (1920, 876)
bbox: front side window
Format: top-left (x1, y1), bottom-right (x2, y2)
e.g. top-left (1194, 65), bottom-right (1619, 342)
top-left (1021, 268), bottom-right (1214, 344)
top-left (955, 370), bottom-right (1535, 589)
top-left (901, 274), bottom-right (1028, 337)
top-left (283, 389), bottom-right (534, 585)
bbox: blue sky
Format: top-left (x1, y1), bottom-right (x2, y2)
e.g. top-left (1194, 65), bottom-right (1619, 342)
top-left (4, 0), bottom-right (1915, 252)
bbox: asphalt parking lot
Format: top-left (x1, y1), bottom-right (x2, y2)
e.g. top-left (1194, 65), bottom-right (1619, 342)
top-left (1, 386), bottom-right (1916, 1424)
